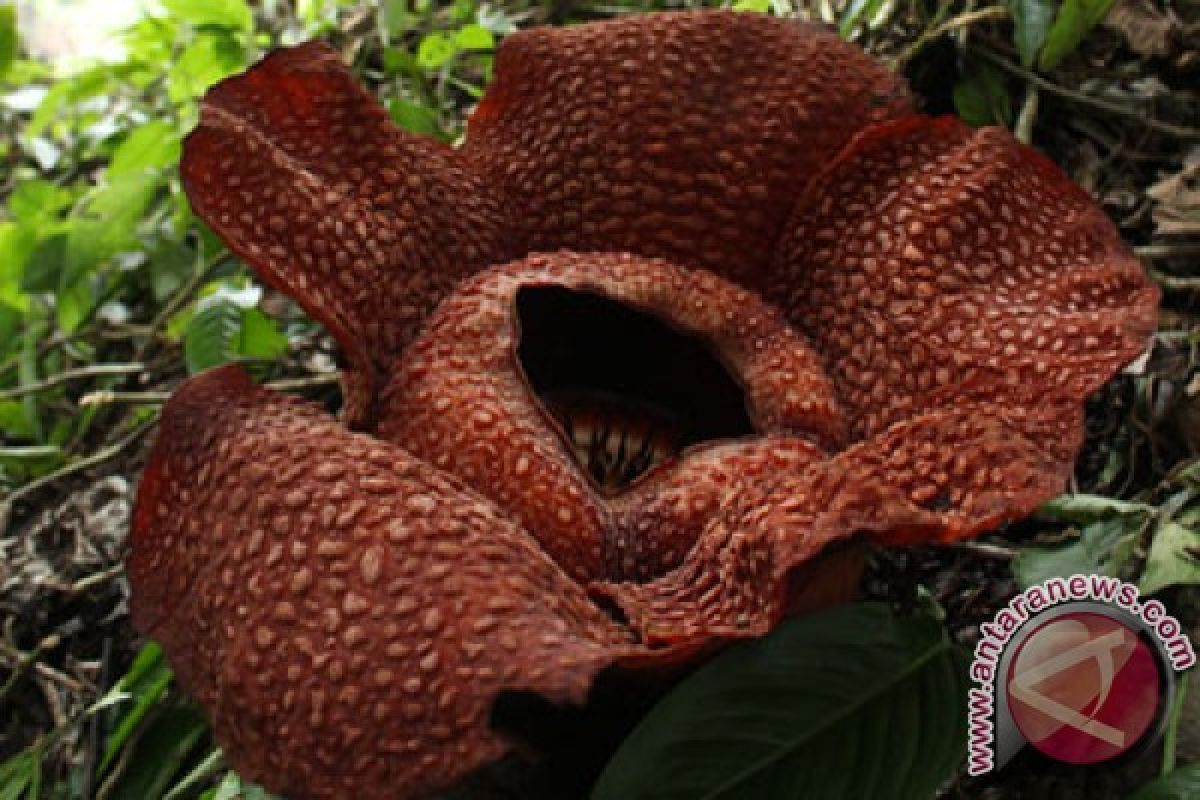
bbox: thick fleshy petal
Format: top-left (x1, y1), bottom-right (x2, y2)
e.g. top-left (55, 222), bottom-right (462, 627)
top-left (376, 252), bottom-right (846, 582)
top-left (464, 11), bottom-right (913, 287)
top-left (129, 366), bottom-right (630, 800)
top-left (595, 401), bottom-right (1079, 646)
top-left (180, 43), bottom-right (514, 426)
top-left (772, 115), bottom-right (1159, 439)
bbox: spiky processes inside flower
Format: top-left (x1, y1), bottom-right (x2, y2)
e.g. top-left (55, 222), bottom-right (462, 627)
top-left (516, 287), bottom-right (754, 493)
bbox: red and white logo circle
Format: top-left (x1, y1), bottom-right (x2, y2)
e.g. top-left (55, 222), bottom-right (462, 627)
top-left (1005, 611), bottom-right (1162, 764)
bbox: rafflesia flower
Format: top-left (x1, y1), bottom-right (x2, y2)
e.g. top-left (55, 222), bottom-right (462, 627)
top-left (129, 10), bottom-right (1159, 800)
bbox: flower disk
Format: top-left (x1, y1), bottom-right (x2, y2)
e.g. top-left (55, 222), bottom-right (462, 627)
top-left (135, 10), bottom-right (1160, 800)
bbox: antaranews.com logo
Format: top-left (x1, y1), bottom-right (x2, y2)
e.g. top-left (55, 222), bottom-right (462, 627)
top-left (967, 574), bottom-right (1195, 774)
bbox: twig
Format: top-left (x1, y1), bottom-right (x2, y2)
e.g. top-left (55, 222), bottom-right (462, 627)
top-left (0, 363), bottom-right (146, 401)
top-left (0, 417), bottom-right (158, 535)
top-left (134, 252), bottom-right (230, 357)
top-left (265, 372), bottom-right (340, 392)
top-left (890, 5), bottom-right (1011, 68)
top-left (66, 564), bottom-right (126, 595)
top-left (162, 748), bottom-right (226, 800)
top-left (0, 635), bottom-right (87, 698)
top-left (1015, 83), bottom-right (1039, 145)
top-left (79, 390), bottom-right (170, 406)
top-left (1147, 267), bottom-right (1200, 292)
top-left (951, 540), bottom-right (1017, 560)
top-left (80, 372), bottom-right (338, 406)
top-left (81, 637), bottom-right (113, 800)
top-left (1136, 242), bottom-right (1200, 261)
top-left (979, 48), bottom-right (1200, 140)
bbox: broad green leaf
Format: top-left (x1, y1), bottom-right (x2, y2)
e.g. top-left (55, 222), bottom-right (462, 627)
top-left (100, 643), bottom-right (173, 773)
top-left (1038, 0), bottom-right (1118, 71)
top-left (237, 308), bottom-right (288, 361)
top-left (148, 240), bottom-right (197, 303)
top-left (7, 179), bottom-right (73, 223)
top-left (0, 222), bottom-right (36, 311)
top-left (953, 60), bottom-right (1012, 127)
top-left (838, 0), bottom-right (887, 35)
top-left (0, 746), bottom-right (41, 800)
top-left (382, 0), bottom-right (412, 35)
top-left (1009, 0), bottom-right (1058, 66)
top-left (0, 5), bottom-right (15, 80)
top-left (109, 705), bottom-right (209, 800)
top-left (733, 0), bottom-right (772, 11)
top-left (161, 0), bottom-right (253, 32)
top-left (55, 279), bottom-right (93, 334)
top-left (108, 120), bottom-right (180, 180)
top-left (592, 604), bottom-right (968, 800)
top-left (417, 32), bottom-right (458, 69)
top-left (24, 66), bottom-right (110, 140)
top-left (1140, 520), bottom-right (1200, 595)
top-left (0, 400), bottom-right (37, 439)
top-left (184, 301), bottom-right (242, 374)
top-left (19, 233), bottom-right (67, 293)
top-left (1013, 516), bottom-right (1138, 588)
top-left (1132, 763), bottom-right (1200, 800)
top-left (454, 23), bottom-right (494, 51)
top-left (208, 772), bottom-right (282, 800)
top-left (388, 98), bottom-right (440, 136)
top-left (168, 30), bottom-right (246, 104)
top-left (1037, 493), bottom-right (1154, 523)
top-left (61, 171), bottom-right (161, 289)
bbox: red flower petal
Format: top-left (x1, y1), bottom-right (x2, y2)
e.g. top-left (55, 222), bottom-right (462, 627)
top-left (129, 366), bottom-right (631, 800)
top-left (596, 402), bottom-right (1079, 647)
top-left (180, 43), bottom-right (514, 426)
top-left (377, 251), bottom-right (846, 582)
top-left (465, 10), bottom-right (913, 287)
top-left (772, 115), bottom-right (1159, 439)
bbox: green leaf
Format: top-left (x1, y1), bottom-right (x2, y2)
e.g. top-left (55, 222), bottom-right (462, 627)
top-left (19, 234), bottom-right (67, 294)
top-left (0, 5), bottom-right (16, 81)
top-left (1009, 0), bottom-right (1058, 66)
top-left (1140, 520), bottom-right (1200, 595)
top-left (0, 400), bottom-right (37, 439)
top-left (108, 705), bottom-right (209, 800)
top-left (108, 120), bottom-right (180, 180)
top-left (417, 32), bottom-right (458, 69)
top-left (591, 604), bottom-right (967, 800)
top-left (0, 222), bottom-right (37, 311)
top-left (1037, 493), bottom-right (1154, 523)
top-left (8, 179), bottom-right (73, 224)
top-left (1132, 762), bottom-right (1200, 800)
top-left (161, 0), bottom-right (253, 32)
top-left (168, 30), bottom-right (246, 104)
top-left (733, 0), bottom-right (772, 11)
top-left (1013, 516), bottom-right (1138, 588)
top-left (388, 98), bottom-right (440, 136)
top-left (184, 301), bottom-right (242, 374)
top-left (953, 59), bottom-right (1012, 127)
top-left (100, 643), bottom-right (174, 773)
top-left (454, 23), bottom-right (494, 51)
top-left (838, 0), bottom-right (887, 35)
top-left (0, 746), bottom-right (42, 800)
top-left (237, 308), bottom-right (287, 361)
top-left (1038, 0), bottom-right (1118, 71)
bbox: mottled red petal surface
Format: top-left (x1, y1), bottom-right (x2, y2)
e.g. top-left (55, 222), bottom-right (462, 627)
top-left (378, 252), bottom-right (845, 583)
top-left (130, 367), bottom-right (631, 800)
top-left (772, 115), bottom-right (1159, 439)
top-left (139, 10), bottom-right (1163, 800)
top-left (180, 43), bottom-right (514, 426)
top-left (465, 11), bottom-right (914, 286)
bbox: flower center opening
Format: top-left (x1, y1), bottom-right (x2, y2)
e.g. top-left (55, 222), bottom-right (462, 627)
top-left (516, 286), bottom-right (755, 494)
